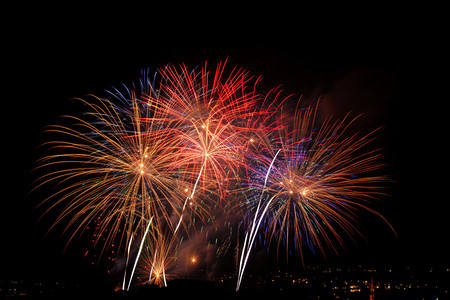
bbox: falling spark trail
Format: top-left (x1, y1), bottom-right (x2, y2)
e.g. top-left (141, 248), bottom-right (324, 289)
top-left (174, 158), bottom-right (207, 234)
top-left (237, 195), bottom-right (277, 291)
top-left (148, 248), bottom-right (158, 283)
top-left (162, 267), bottom-right (167, 287)
top-left (237, 149), bottom-right (281, 291)
top-left (127, 217), bottom-right (153, 291)
top-left (122, 235), bottom-right (134, 290)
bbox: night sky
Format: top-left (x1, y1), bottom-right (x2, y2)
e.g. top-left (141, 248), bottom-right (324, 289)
top-left (2, 8), bottom-right (445, 286)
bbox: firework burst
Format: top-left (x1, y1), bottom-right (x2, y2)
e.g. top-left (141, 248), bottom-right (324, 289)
top-left (142, 61), bottom-right (281, 234)
top-left (34, 93), bottom-right (185, 256)
top-left (236, 101), bottom-right (394, 290)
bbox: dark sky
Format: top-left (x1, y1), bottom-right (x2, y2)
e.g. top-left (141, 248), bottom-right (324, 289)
top-left (2, 8), bottom-right (444, 284)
